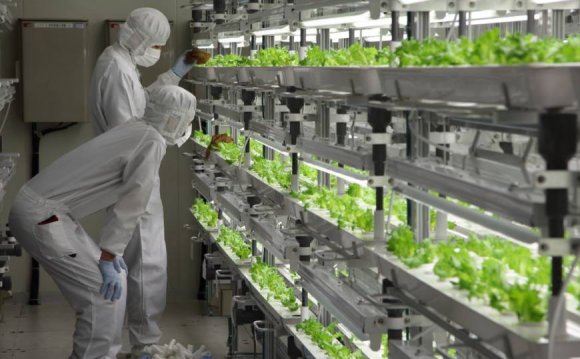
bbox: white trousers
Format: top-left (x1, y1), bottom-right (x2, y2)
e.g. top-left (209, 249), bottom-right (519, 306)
top-left (9, 186), bottom-right (126, 359)
top-left (122, 183), bottom-right (167, 349)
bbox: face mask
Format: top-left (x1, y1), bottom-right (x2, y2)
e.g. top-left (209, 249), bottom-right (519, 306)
top-left (135, 47), bottom-right (161, 68)
top-left (175, 124), bottom-right (193, 148)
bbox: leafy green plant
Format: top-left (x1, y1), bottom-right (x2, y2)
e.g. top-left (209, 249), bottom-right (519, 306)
top-left (252, 47), bottom-right (299, 66)
top-left (204, 54), bottom-right (253, 67)
top-left (194, 131), bottom-right (211, 146)
top-left (386, 227), bottom-right (554, 322)
top-left (217, 227), bottom-right (252, 260)
top-left (300, 42), bottom-right (392, 66)
top-left (203, 30), bottom-right (578, 69)
top-left (192, 198), bottom-right (218, 228)
top-left (250, 260), bottom-right (299, 312)
top-left (296, 319), bottom-right (364, 359)
top-left (382, 334), bottom-right (388, 358)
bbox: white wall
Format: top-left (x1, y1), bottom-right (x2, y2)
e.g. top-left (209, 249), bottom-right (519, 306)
top-left (0, 0), bottom-right (199, 302)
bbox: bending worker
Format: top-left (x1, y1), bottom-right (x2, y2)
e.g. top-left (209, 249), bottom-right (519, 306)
top-left (9, 85), bottom-right (197, 359)
top-left (89, 8), bottom-right (208, 356)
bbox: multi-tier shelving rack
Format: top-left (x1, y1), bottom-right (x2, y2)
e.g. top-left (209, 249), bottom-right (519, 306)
top-left (184, 1), bottom-right (580, 358)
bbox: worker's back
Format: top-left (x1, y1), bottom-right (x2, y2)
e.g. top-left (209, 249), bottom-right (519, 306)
top-left (27, 120), bottom-right (166, 220)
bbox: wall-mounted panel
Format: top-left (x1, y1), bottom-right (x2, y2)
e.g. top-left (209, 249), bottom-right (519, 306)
top-left (21, 20), bottom-right (89, 123)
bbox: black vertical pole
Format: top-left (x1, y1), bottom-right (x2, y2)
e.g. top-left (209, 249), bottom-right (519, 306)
top-left (29, 124), bottom-right (40, 305)
top-left (538, 113), bottom-right (577, 296)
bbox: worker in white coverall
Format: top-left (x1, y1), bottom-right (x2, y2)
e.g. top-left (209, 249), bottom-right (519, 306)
top-left (9, 85), bottom-right (197, 359)
top-left (88, 8), bottom-right (201, 356)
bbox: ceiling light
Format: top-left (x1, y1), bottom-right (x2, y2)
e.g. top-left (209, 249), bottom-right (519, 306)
top-left (217, 36), bottom-right (245, 44)
top-left (301, 11), bottom-right (370, 29)
top-left (253, 25), bottom-right (292, 37)
top-left (530, 0), bottom-right (571, 3)
top-left (399, 0), bottom-right (431, 4)
top-left (469, 14), bottom-right (534, 25)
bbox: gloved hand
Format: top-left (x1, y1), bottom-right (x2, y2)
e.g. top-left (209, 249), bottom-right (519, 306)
top-left (98, 256), bottom-right (127, 301)
top-left (186, 48), bottom-right (211, 66)
top-left (172, 49), bottom-right (211, 78)
top-left (204, 134), bottom-right (234, 159)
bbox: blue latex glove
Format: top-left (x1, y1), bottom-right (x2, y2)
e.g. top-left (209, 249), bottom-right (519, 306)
top-left (98, 256), bottom-right (127, 301)
top-left (172, 50), bottom-right (195, 78)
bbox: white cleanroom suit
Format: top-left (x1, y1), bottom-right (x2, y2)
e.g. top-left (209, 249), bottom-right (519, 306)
top-left (88, 7), bottom-right (193, 352)
top-left (9, 85), bottom-right (197, 359)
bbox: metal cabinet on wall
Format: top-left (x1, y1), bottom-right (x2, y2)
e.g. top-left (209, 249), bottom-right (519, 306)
top-left (20, 20), bottom-right (89, 123)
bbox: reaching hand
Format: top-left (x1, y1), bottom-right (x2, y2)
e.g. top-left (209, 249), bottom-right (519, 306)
top-left (204, 134), bottom-right (234, 159)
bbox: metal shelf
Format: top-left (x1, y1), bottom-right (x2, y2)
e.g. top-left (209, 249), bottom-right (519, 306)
top-left (371, 245), bottom-right (580, 359)
top-left (239, 267), bottom-right (302, 326)
top-left (386, 157), bottom-right (540, 226)
top-left (191, 65), bottom-right (580, 111)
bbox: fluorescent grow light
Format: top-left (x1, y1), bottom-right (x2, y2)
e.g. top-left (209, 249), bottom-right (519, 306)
top-left (301, 11), bottom-right (370, 28)
top-left (253, 25), bottom-right (292, 37)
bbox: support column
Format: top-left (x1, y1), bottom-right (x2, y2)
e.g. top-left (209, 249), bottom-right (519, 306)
top-left (527, 10), bottom-right (537, 35)
top-left (316, 102), bottom-right (331, 187)
top-left (368, 96), bottom-right (391, 242)
top-left (458, 11), bottom-right (467, 37)
top-left (210, 86), bottom-right (223, 135)
top-left (336, 106), bottom-right (348, 196)
top-left (348, 28), bottom-right (356, 46)
top-left (213, 0), bottom-right (226, 24)
top-left (552, 10), bottom-right (565, 39)
top-left (299, 28), bottom-right (307, 60)
top-left (241, 89), bottom-right (256, 168)
top-left (286, 89), bottom-right (305, 193)
top-left (538, 112), bottom-right (577, 340)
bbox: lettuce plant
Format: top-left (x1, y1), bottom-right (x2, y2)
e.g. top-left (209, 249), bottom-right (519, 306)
top-left (192, 198), bottom-right (218, 228)
top-left (250, 260), bottom-right (299, 312)
top-left (296, 319), bottom-right (364, 359)
top-left (217, 227), bottom-right (252, 260)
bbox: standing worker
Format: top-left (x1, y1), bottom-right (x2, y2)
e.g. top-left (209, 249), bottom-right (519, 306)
top-left (9, 85), bottom-right (197, 359)
top-left (89, 8), bottom-right (209, 357)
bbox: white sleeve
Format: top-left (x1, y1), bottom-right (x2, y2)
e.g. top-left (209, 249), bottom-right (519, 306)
top-left (99, 139), bottom-right (166, 256)
top-left (147, 69), bottom-right (181, 91)
top-left (100, 71), bottom-right (142, 131)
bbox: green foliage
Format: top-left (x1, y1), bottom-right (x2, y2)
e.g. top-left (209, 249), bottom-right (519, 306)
top-left (204, 30), bottom-right (578, 69)
top-left (192, 198), bottom-right (218, 228)
top-left (300, 42), bottom-right (392, 66)
top-left (204, 54), bottom-right (253, 67)
top-left (216, 142), bottom-right (242, 164)
top-left (394, 29), bottom-right (579, 66)
top-left (382, 334), bottom-right (388, 358)
top-left (217, 227), bottom-right (252, 260)
top-left (507, 283), bottom-right (546, 323)
top-left (296, 319), bottom-right (364, 359)
top-left (250, 260), bottom-right (299, 312)
top-left (204, 47), bottom-right (298, 67)
top-left (386, 228), bottom-right (553, 323)
top-left (252, 47), bottom-right (299, 66)
top-left (194, 131), bottom-right (211, 146)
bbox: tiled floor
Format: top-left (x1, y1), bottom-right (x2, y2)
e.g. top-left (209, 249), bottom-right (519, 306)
top-left (0, 294), bottom-right (254, 359)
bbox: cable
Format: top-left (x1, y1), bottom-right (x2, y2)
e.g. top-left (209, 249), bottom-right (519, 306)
top-left (548, 252), bottom-right (580, 359)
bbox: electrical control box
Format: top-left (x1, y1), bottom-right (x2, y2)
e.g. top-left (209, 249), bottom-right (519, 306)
top-left (20, 20), bottom-right (89, 123)
top-left (106, 20), bottom-right (175, 87)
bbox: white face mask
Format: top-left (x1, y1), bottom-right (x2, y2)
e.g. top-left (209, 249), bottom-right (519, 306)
top-left (174, 124), bottom-right (193, 148)
top-left (135, 47), bottom-right (161, 68)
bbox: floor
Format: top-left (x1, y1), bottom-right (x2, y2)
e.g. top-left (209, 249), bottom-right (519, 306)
top-left (0, 294), bottom-right (255, 359)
